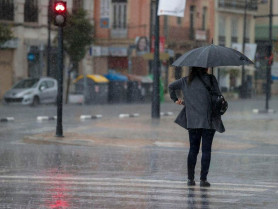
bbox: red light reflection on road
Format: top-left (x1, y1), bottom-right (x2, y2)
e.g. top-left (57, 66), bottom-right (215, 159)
top-left (43, 169), bottom-right (72, 209)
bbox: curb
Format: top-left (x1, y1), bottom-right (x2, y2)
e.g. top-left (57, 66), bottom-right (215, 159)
top-left (37, 116), bottom-right (57, 121)
top-left (119, 113), bottom-right (140, 118)
top-left (253, 109), bottom-right (276, 114)
top-left (0, 117), bottom-right (14, 122)
top-left (80, 115), bottom-right (103, 120)
top-left (160, 112), bottom-right (174, 116)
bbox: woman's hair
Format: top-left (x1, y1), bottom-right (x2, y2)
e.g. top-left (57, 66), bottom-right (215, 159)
top-left (187, 67), bottom-right (208, 85)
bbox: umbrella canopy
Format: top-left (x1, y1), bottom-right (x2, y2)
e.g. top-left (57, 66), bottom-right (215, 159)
top-left (172, 44), bottom-right (254, 68)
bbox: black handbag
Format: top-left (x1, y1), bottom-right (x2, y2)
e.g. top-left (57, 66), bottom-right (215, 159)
top-left (198, 74), bottom-right (228, 117)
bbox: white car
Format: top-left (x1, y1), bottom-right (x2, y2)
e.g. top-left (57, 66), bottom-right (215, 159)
top-left (3, 77), bottom-right (58, 106)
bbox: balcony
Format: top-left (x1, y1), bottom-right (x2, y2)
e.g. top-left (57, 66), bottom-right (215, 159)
top-left (218, 0), bottom-right (258, 11)
top-left (231, 36), bottom-right (238, 43)
top-left (110, 29), bottom-right (127, 39)
top-left (168, 27), bottom-right (210, 43)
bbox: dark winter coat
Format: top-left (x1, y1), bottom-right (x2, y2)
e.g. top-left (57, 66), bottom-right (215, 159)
top-left (168, 73), bottom-right (225, 133)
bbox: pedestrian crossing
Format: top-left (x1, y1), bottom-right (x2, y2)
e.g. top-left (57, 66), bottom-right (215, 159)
top-left (0, 175), bottom-right (277, 208)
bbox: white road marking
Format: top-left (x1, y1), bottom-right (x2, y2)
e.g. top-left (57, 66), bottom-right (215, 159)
top-left (119, 113), bottom-right (139, 118)
top-left (0, 175), bottom-right (275, 188)
top-left (260, 182), bottom-right (278, 186)
top-left (154, 141), bottom-right (185, 148)
top-left (80, 114), bottom-right (102, 120)
top-left (213, 151), bottom-right (278, 157)
top-left (37, 116), bottom-right (56, 121)
top-left (0, 176), bottom-right (269, 192)
top-left (1, 190), bottom-right (241, 204)
top-left (1, 175), bottom-right (274, 207)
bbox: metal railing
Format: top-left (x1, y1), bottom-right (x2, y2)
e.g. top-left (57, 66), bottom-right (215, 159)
top-left (168, 26), bottom-right (195, 41)
top-left (167, 26), bottom-right (211, 42)
top-left (218, 0), bottom-right (258, 11)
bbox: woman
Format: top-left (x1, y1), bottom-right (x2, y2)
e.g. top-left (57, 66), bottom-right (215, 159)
top-left (168, 67), bottom-right (225, 187)
top-left (136, 36), bottom-right (149, 54)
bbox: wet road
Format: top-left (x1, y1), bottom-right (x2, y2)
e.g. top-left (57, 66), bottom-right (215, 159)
top-left (0, 99), bottom-right (278, 208)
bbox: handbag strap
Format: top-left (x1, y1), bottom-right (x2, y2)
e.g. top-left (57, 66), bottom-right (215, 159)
top-left (197, 74), bottom-right (212, 93)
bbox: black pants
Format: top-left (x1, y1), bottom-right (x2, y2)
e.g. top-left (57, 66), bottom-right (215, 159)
top-left (187, 129), bottom-right (215, 181)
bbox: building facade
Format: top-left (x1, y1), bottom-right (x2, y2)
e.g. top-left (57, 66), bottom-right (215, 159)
top-left (214, 0), bottom-right (257, 96)
top-left (1, 0), bottom-right (216, 99)
top-left (255, 0), bottom-right (278, 94)
top-left (0, 0), bottom-right (94, 99)
top-left (93, 0), bottom-right (215, 88)
top-left (166, 0), bottom-right (215, 85)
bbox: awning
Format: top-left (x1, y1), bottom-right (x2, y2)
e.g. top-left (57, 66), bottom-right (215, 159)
top-left (255, 25), bottom-right (278, 41)
top-left (74, 74), bottom-right (109, 83)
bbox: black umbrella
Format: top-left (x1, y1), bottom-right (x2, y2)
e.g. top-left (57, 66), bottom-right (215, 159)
top-left (172, 44), bottom-right (254, 68)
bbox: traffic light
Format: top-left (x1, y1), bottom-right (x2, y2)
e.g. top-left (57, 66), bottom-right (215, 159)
top-left (53, 1), bottom-right (67, 27)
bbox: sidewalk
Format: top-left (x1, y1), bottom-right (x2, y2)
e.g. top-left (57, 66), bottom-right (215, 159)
top-left (22, 97), bottom-right (278, 150)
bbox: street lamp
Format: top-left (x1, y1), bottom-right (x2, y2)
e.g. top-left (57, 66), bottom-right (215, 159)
top-left (151, 0), bottom-right (160, 119)
top-left (254, 0), bottom-right (278, 112)
top-left (241, 0), bottom-right (248, 98)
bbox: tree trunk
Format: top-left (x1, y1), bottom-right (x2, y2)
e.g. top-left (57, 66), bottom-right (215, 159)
top-left (65, 61), bottom-right (78, 104)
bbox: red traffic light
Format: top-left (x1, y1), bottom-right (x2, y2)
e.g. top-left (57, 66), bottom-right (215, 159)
top-left (55, 3), bottom-right (66, 12)
top-left (53, 1), bottom-right (67, 27)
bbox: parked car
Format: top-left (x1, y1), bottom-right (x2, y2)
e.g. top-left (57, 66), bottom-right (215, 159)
top-left (3, 77), bottom-right (58, 106)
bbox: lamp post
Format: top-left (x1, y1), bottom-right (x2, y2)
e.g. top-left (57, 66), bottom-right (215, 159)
top-left (254, 0), bottom-right (278, 112)
top-left (241, 0), bottom-right (248, 98)
top-left (265, 0), bottom-right (273, 110)
top-left (151, 0), bottom-right (160, 119)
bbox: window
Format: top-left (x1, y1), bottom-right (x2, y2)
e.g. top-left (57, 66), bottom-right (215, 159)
top-left (111, 0), bottom-right (127, 38)
top-left (218, 16), bottom-right (226, 46)
top-left (39, 81), bottom-right (48, 90)
top-left (72, 0), bottom-right (83, 13)
top-left (245, 21), bottom-right (250, 43)
top-left (190, 5), bottom-right (195, 39)
top-left (202, 7), bottom-right (207, 30)
top-left (24, 0), bottom-right (38, 22)
top-left (177, 17), bottom-right (182, 25)
top-left (112, 0), bottom-right (127, 29)
top-left (46, 80), bottom-right (55, 88)
top-left (190, 6), bottom-right (195, 29)
top-left (231, 17), bottom-right (238, 43)
top-left (0, 0), bottom-right (14, 20)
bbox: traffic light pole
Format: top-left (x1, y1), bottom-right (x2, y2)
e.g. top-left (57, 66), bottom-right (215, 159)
top-left (56, 26), bottom-right (64, 137)
top-left (151, 0), bottom-right (160, 119)
top-left (47, 0), bottom-right (52, 77)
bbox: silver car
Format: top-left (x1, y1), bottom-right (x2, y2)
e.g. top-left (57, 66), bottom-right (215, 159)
top-left (3, 77), bottom-right (58, 106)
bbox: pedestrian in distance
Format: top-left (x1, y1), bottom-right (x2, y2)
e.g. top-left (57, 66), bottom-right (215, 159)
top-left (168, 67), bottom-right (225, 187)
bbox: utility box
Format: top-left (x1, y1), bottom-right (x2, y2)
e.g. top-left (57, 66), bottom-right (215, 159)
top-left (104, 73), bottom-right (128, 103)
top-left (74, 74), bottom-right (109, 104)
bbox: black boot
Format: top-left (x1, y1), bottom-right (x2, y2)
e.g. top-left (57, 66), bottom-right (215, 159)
top-left (187, 179), bottom-right (196, 186)
top-left (200, 180), bottom-right (210, 187)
